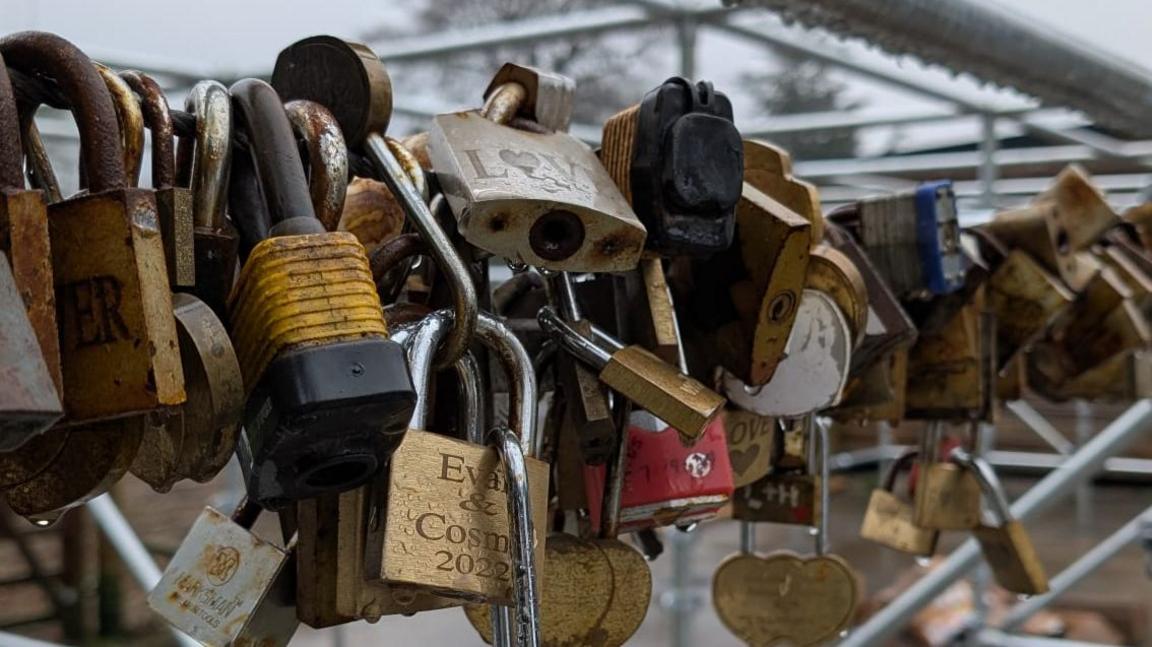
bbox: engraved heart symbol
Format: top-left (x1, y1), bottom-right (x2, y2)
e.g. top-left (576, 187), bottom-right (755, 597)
top-left (712, 552), bottom-right (857, 647)
top-left (499, 149), bottom-right (541, 177)
top-left (464, 535), bottom-right (651, 647)
top-left (724, 409), bottom-right (775, 488)
top-left (729, 446), bottom-right (760, 482)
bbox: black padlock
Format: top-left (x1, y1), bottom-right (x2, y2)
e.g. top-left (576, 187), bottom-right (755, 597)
top-left (601, 77), bottom-right (743, 256)
top-left (226, 79), bottom-right (415, 509)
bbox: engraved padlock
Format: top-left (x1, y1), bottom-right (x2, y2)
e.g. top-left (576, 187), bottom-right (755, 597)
top-left (428, 69), bottom-right (647, 271)
top-left (3, 31), bottom-right (185, 423)
top-left (860, 450), bottom-right (939, 557)
top-left (732, 417), bottom-right (823, 527)
top-left (953, 449), bottom-right (1049, 595)
top-left (912, 423), bottom-right (983, 531)
top-left (147, 500), bottom-right (298, 647)
top-left (367, 310), bottom-right (549, 605)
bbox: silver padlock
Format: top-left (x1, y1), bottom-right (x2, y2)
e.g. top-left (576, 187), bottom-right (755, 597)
top-left (147, 500), bottom-right (298, 647)
top-left (428, 67), bottom-right (646, 272)
top-left (723, 288), bottom-right (853, 417)
top-left (0, 251), bottom-right (63, 450)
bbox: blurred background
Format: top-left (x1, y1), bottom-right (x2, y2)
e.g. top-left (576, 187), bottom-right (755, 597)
top-left (2, 1), bottom-right (1151, 645)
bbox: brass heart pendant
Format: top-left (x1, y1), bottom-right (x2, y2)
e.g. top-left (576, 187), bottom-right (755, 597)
top-left (712, 551), bottom-right (857, 647)
top-left (464, 534), bottom-right (651, 647)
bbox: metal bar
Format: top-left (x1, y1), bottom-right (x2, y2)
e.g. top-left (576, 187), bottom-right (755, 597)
top-left (979, 114), bottom-right (999, 209)
top-left (977, 628), bottom-right (1120, 647)
top-left (1005, 401), bottom-right (1074, 455)
top-left (839, 400), bottom-right (1152, 647)
top-left (723, 0), bottom-right (1152, 138)
top-left (85, 496), bottom-right (201, 647)
top-left (1000, 504), bottom-right (1152, 631)
top-left (0, 631), bottom-right (68, 647)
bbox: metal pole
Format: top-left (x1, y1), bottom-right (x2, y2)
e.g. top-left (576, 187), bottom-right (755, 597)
top-left (1000, 504), bottom-right (1152, 631)
top-left (85, 496), bottom-right (201, 647)
top-left (1004, 401), bottom-right (1074, 455)
top-left (977, 628), bottom-right (1119, 647)
top-left (839, 400), bottom-right (1152, 647)
top-left (1074, 401), bottom-right (1094, 530)
top-left (980, 114), bottom-right (999, 209)
top-left (0, 631), bottom-right (68, 647)
top-left (676, 16), bottom-right (697, 80)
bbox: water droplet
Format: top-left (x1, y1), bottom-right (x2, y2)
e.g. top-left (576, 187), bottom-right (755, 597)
top-left (915, 556), bottom-right (932, 568)
top-left (33, 519), bottom-right (51, 527)
top-left (1017, 594), bottom-right (1032, 601)
top-left (808, 527), bottom-right (819, 536)
top-left (677, 522), bottom-right (698, 534)
top-left (839, 630), bottom-right (850, 638)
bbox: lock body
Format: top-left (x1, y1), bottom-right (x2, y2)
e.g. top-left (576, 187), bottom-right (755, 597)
top-left (913, 461), bottom-right (983, 530)
top-left (973, 520), bottom-right (1049, 595)
top-left (429, 111), bottom-right (645, 271)
top-left (148, 506), bottom-right (297, 647)
top-left (585, 411), bottom-right (733, 533)
top-left (861, 488), bottom-right (939, 556)
top-left (371, 429), bottom-right (550, 604)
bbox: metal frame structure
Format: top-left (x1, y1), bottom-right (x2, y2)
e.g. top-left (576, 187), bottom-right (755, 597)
top-left (11, 1), bottom-right (1146, 645)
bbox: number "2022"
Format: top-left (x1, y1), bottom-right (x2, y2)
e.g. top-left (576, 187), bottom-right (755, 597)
top-left (434, 551), bottom-right (511, 581)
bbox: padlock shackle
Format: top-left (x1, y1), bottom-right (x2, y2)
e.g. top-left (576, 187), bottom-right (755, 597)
top-left (489, 425), bottom-right (542, 647)
top-left (229, 78), bottom-right (322, 237)
top-left (182, 80), bottom-right (232, 229)
top-left (951, 448), bottom-right (1013, 523)
top-left (480, 81), bottom-right (528, 127)
top-left (0, 55), bottom-right (23, 190)
top-left (0, 31), bottom-right (125, 193)
top-left (538, 306), bottom-right (613, 368)
top-left (457, 351), bottom-right (486, 446)
top-left (94, 64), bottom-right (144, 188)
top-left (120, 70), bottom-right (175, 189)
top-left (882, 450), bottom-right (920, 492)
top-left (393, 309), bottom-right (452, 431)
top-left (284, 99), bottom-right (348, 232)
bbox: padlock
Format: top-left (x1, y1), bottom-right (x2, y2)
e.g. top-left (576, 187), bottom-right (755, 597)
top-left (296, 351), bottom-right (487, 627)
top-left (285, 99), bottom-right (348, 231)
top-left (742, 140), bottom-right (824, 244)
top-left (723, 408), bottom-right (777, 488)
top-left (860, 450), bottom-right (939, 556)
top-left (912, 423), bottom-right (983, 531)
top-left (178, 80), bottom-right (240, 318)
top-left (0, 54), bottom-right (61, 397)
top-left (0, 251), bottom-right (62, 449)
top-left (148, 500), bottom-right (298, 647)
top-left (424, 67), bottom-right (647, 270)
top-left (538, 306), bottom-right (725, 443)
top-left (548, 272), bottom-right (617, 464)
top-left (601, 76), bottom-right (742, 256)
top-left (830, 180), bottom-right (966, 299)
top-left (905, 289), bottom-right (989, 418)
top-left (366, 310), bottom-right (549, 605)
top-left (983, 166), bottom-right (1117, 292)
top-left (984, 246), bottom-right (1074, 369)
top-left (732, 417), bottom-right (822, 526)
top-left (270, 35), bottom-right (477, 368)
top-left (806, 244), bottom-right (869, 347)
top-left (337, 176), bottom-right (407, 250)
top-left (723, 289), bottom-right (853, 418)
top-left (121, 70), bottom-right (195, 289)
top-left (634, 258), bottom-right (683, 367)
top-left (2, 31), bottom-right (185, 422)
top-left (584, 409), bottom-right (734, 534)
top-left (823, 223), bottom-right (917, 376)
top-left (953, 449), bottom-right (1049, 595)
top-left (683, 181), bottom-right (811, 387)
top-left (225, 78), bottom-right (415, 508)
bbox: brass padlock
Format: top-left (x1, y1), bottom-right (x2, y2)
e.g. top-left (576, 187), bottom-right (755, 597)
top-left (0, 55), bottom-right (61, 397)
top-left (742, 140), bottom-right (824, 244)
top-left (600, 77), bottom-right (742, 256)
top-left (983, 166), bottom-right (1117, 292)
top-left (148, 500), bottom-right (299, 647)
top-left (860, 450), bottom-right (939, 557)
top-left (806, 244), bottom-right (869, 348)
top-left (122, 70), bottom-right (195, 289)
top-left (3, 32), bottom-right (185, 423)
top-left (912, 423), bottom-right (983, 531)
top-left (954, 449), bottom-right (1049, 595)
top-left (539, 306), bottom-right (725, 443)
top-left (296, 351), bottom-right (487, 627)
top-left (905, 289), bottom-right (988, 418)
top-left (0, 251), bottom-right (62, 449)
top-left (983, 247), bottom-right (1074, 368)
top-left (368, 311), bottom-right (549, 605)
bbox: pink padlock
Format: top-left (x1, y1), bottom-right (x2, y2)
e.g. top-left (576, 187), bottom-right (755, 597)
top-left (585, 410), bottom-right (734, 534)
